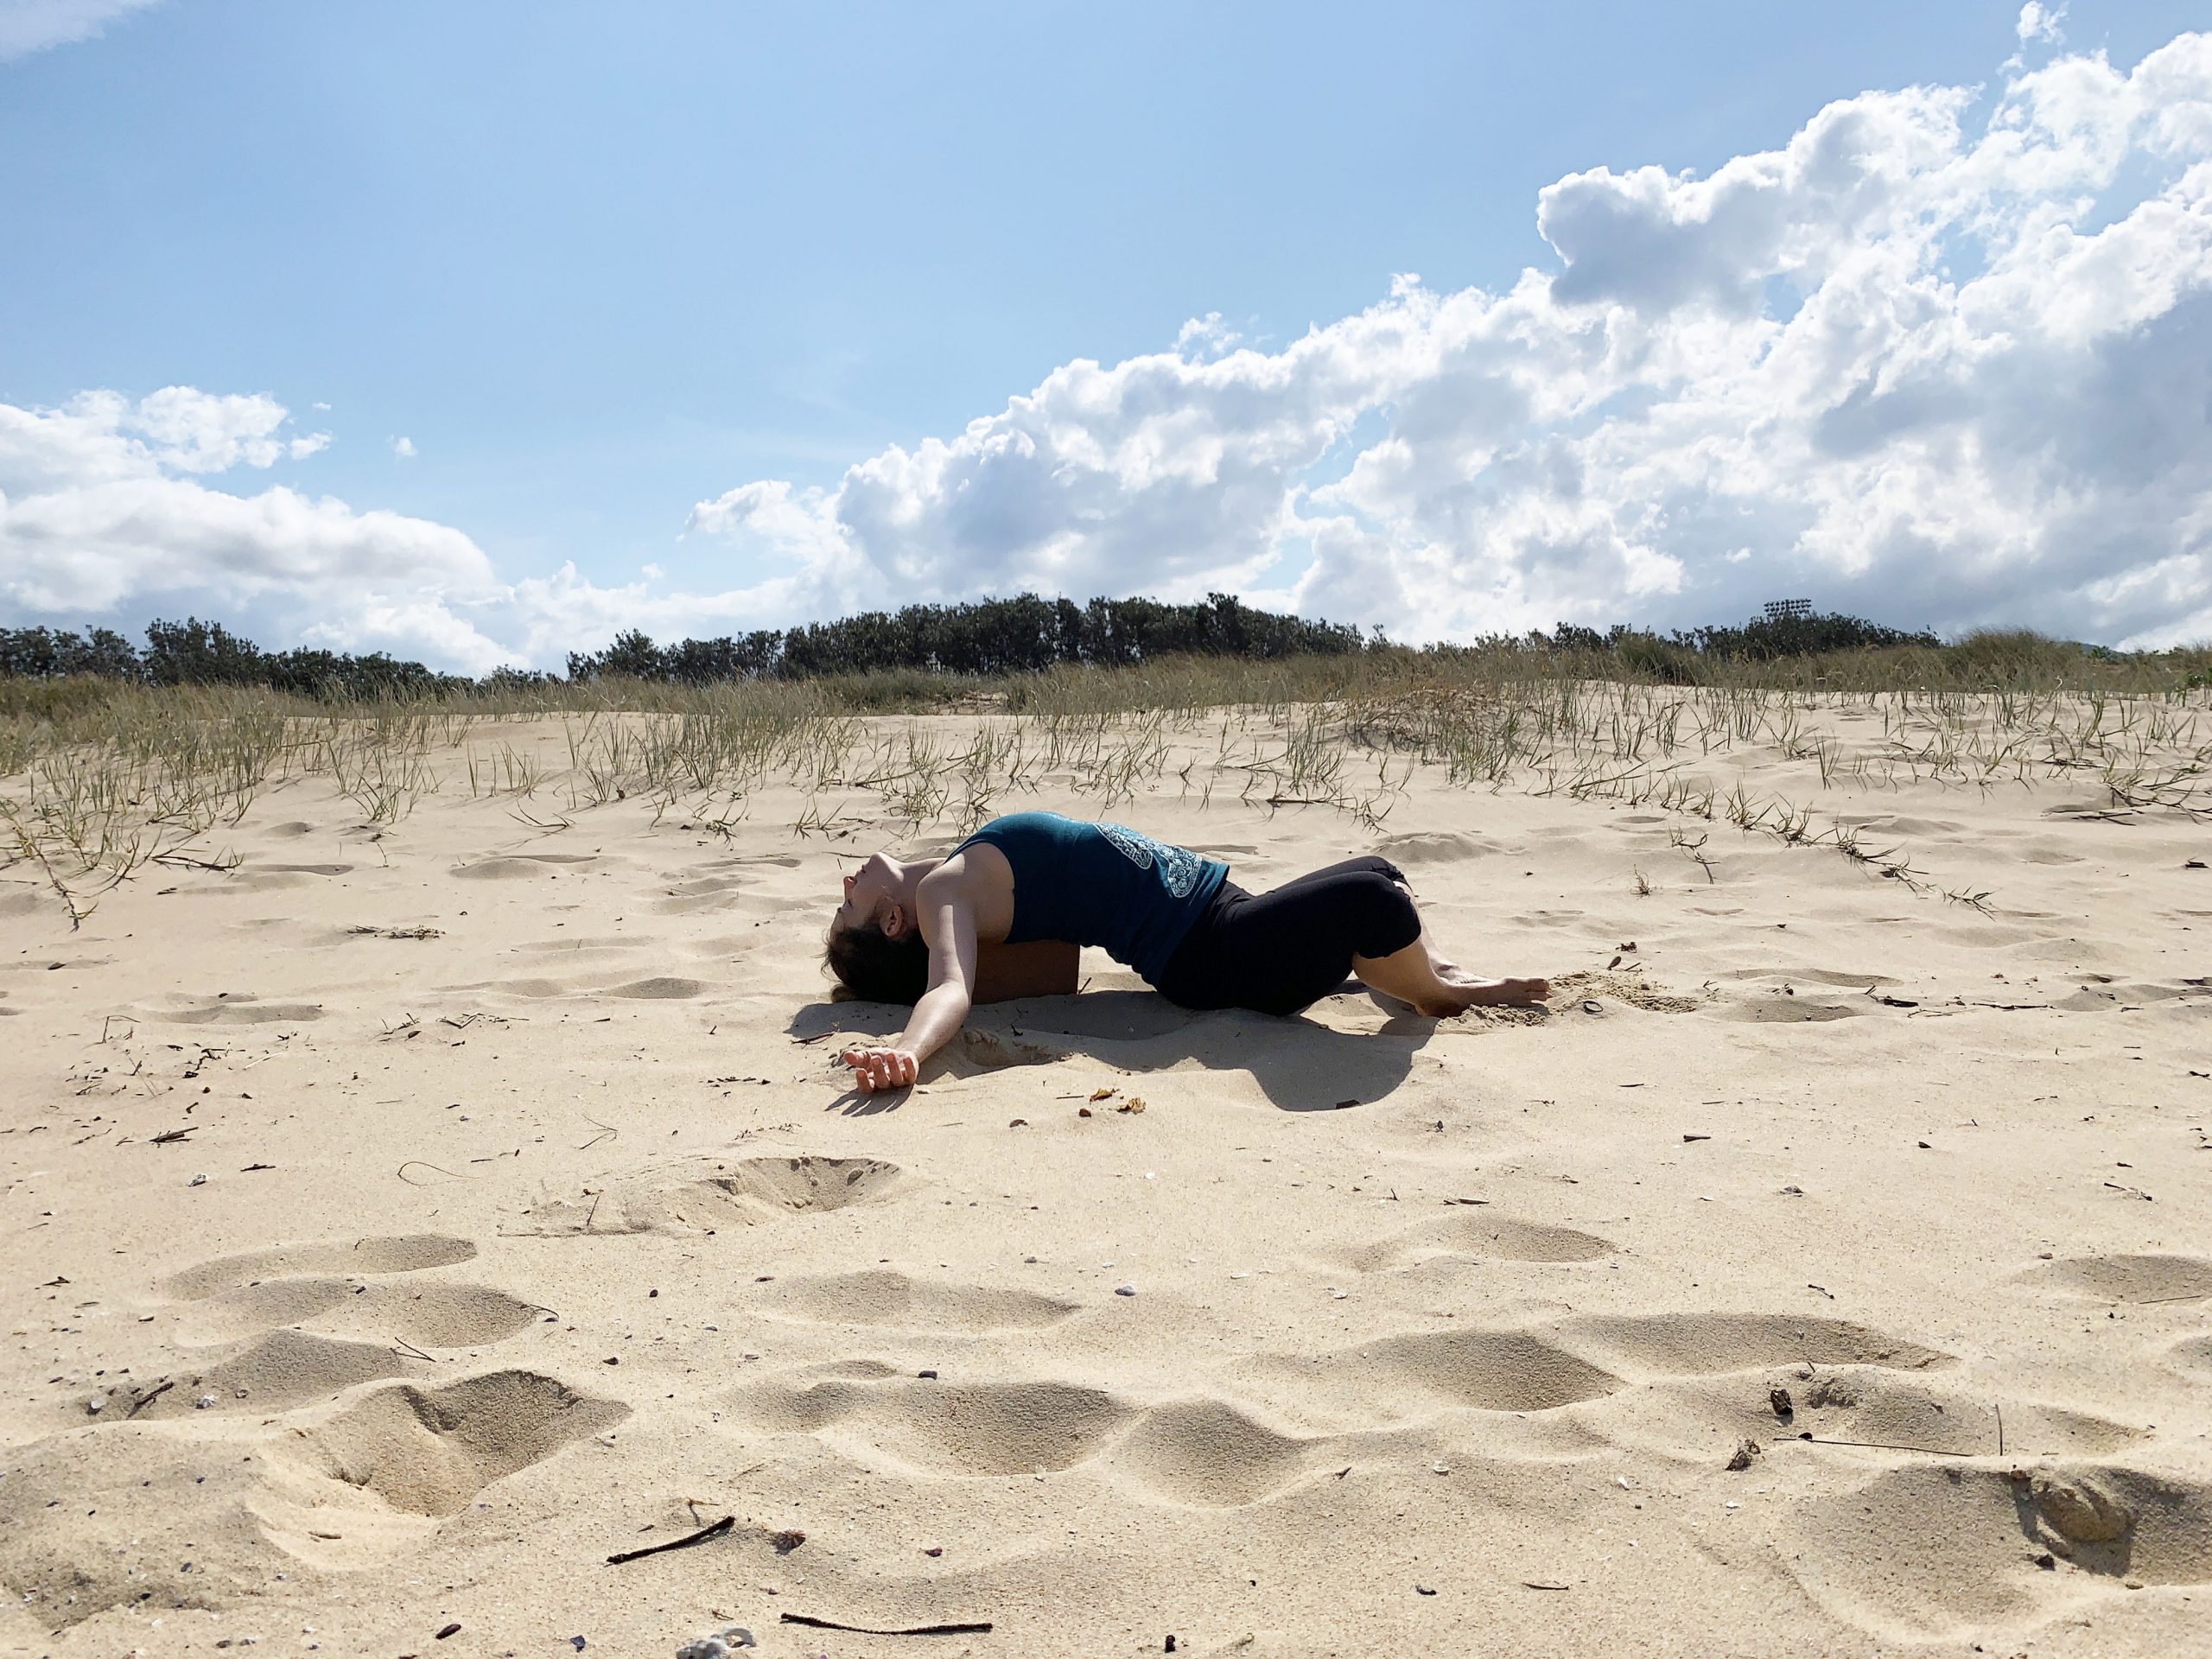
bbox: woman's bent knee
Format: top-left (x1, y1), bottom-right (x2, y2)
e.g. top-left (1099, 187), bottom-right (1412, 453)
top-left (1351, 872), bottom-right (1421, 957)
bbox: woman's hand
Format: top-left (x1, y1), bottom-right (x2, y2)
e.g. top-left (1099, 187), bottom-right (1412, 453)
top-left (840, 1046), bottom-right (919, 1094)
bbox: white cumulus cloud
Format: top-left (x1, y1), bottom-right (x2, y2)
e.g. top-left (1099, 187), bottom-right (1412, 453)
top-left (683, 29), bottom-right (2212, 652)
top-left (0, 388), bottom-right (517, 673)
top-left (2018, 3), bottom-right (2067, 47)
top-left (391, 435), bottom-right (417, 458)
top-left (0, 0), bottom-right (161, 61)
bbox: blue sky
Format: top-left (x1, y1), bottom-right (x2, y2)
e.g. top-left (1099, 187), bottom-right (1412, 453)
top-left (5, 2), bottom-right (2212, 667)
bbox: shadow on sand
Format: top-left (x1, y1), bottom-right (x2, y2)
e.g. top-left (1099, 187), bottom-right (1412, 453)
top-left (791, 987), bottom-right (1443, 1115)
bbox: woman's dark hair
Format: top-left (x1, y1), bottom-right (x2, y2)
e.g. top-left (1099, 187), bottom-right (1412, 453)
top-left (824, 918), bottom-right (928, 1003)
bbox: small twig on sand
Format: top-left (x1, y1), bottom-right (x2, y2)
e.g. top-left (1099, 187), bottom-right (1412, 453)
top-left (152, 850), bottom-right (239, 874)
top-left (392, 1337), bottom-right (437, 1362)
top-left (606, 1514), bottom-right (734, 1565)
top-left (1794, 1434), bottom-right (1974, 1458)
top-left (397, 1160), bottom-right (467, 1185)
top-left (576, 1114), bottom-right (618, 1150)
top-left (780, 1614), bottom-right (995, 1636)
top-left (124, 1379), bottom-right (175, 1419)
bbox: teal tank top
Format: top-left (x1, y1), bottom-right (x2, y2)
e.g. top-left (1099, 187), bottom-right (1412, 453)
top-left (954, 811), bottom-right (1228, 983)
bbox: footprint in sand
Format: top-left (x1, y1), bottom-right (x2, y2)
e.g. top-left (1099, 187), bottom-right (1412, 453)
top-left (1711, 996), bottom-right (1868, 1024)
top-left (134, 992), bottom-right (329, 1025)
top-left (1371, 830), bottom-right (1505, 864)
top-left (509, 1153), bottom-right (906, 1236)
top-left (2168, 1333), bottom-right (2212, 1380)
top-left (1715, 967), bottom-right (1904, 988)
top-left (167, 1233), bottom-right (477, 1294)
top-left (297, 1369), bottom-right (627, 1516)
top-left (169, 862), bottom-right (352, 898)
top-left (740, 1372), bottom-right (1134, 1476)
top-left (2047, 979), bottom-right (2212, 1013)
top-left (1342, 1212), bottom-right (1616, 1274)
top-left (480, 976), bottom-right (574, 999)
top-left (124, 1327), bottom-right (410, 1416)
top-left (952, 1028), bottom-right (1067, 1070)
top-left (3, 1230), bottom-right (616, 1632)
top-left (1849, 814), bottom-right (1967, 839)
top-left (654, 871), bottom-right (751, 914)
top-left (603, 975), bottom-right (713, 1000)
top-left (2023, 1253), bottom-right (2212, 1304)
top-left (1098, 1395), bottom-right (1328, 1507)
top-left (454, 972), bottom-right (713, 1001)
top-left (100, 1235), bottom-right (540, 1422)
top-left (1561, 1311), bottom-right (1951, 1374)
top-left (753, 1268), bottom-right (1077, 1333)
top-left (1237, 1328), bottom-right (1624, 1421)
top-left (1734, 1369), bottom-right (2143, 1459)
top-left (1235, 1311), bottom-right (1950, 1429)
top-left (0, 1369), bottom-right (626, 1631)
top-left (727, 1366), bottom-right (1328, 1507)
top-left (453, 852), bottom-right (603, 880)
top-left (1779, 1462), bottom-right (2212, 1640)
top-left (510, 933), bottom-right (639, 963)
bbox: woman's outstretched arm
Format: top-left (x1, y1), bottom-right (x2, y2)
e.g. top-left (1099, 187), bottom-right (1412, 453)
top-left (840, 875), bottom-right (978, 1093)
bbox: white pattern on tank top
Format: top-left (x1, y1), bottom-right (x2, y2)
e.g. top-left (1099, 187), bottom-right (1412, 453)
top-left (1097, 821), bottom-right (1205, 898)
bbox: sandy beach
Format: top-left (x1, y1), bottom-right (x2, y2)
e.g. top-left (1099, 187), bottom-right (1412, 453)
top-left (3, 700), bottom-right (2208, 1657)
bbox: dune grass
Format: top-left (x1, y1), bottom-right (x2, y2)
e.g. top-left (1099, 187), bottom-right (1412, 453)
top-left (3, 634), bottom-right (2208, 927)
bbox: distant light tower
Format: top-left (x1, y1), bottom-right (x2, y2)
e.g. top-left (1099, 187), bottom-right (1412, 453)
top-left (1763, 598), bottom-right (1812, 622)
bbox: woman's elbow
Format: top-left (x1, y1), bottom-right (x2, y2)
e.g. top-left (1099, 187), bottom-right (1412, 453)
top-left (920, 979), bottom-right (972, 1018)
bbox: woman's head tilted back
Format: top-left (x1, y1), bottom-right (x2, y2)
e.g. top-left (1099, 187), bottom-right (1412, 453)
top-left (824, 918), bottom-right (927, 1002)
top-left (824, 851), bottom-right (929, 1003)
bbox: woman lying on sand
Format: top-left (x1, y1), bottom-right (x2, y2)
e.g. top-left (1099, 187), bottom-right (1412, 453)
top-left (825, 810), bottom-right (1550, 1094)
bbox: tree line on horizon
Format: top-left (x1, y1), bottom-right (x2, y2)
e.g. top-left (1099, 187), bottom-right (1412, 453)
top-left (0, 591), bottom-right (2045, 698)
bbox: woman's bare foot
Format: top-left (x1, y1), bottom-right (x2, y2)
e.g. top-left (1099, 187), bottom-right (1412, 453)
top-left (1415, 976), bottom-right (1551, 1016)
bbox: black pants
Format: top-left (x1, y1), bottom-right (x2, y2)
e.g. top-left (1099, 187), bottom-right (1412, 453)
top-left (1152, 857), bottom-right (1422, 1016)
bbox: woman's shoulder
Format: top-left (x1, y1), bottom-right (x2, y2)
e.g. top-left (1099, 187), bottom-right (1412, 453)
top-left (967, 810), bottom-right (1077, 843)
top-left (924, 836), bottom-right (1016, 921)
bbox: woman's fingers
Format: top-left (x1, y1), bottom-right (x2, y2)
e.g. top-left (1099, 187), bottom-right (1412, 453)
top-left (838, 1047), bottom-right (917, 1093)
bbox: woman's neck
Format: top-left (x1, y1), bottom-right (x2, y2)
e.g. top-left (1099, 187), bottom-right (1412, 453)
top-left (894, 855), bottom-right (944, 909)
